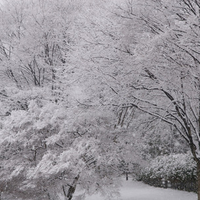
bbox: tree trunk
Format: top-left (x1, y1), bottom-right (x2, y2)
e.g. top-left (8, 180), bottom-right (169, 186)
top-left (63, 175), bottom-right (79, 200)
top-left (197, 162), bottom-right (200, 200)
top-left (126, 172), bottom-right (128, 181)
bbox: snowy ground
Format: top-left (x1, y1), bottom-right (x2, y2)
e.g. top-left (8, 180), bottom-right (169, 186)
top-left (75, 179), bottom-right (197, 200)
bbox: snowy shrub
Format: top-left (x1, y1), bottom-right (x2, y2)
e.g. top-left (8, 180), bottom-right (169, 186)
top-left (140, 153), bottom-right (197, 192)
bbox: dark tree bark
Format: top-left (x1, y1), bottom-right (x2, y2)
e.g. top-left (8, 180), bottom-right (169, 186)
top-left (63, 175), bottom-right (79, 200)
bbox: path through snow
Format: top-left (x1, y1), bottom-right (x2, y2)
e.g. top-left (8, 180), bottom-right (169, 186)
top-left (78, 179), bottom-right (197, 200)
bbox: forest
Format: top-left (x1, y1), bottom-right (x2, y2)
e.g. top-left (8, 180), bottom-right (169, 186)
top-left (0, 0), bottom-right (200, 200)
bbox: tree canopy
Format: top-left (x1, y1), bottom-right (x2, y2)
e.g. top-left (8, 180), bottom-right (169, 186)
top-left (0, 0), bottom-right (200, 199)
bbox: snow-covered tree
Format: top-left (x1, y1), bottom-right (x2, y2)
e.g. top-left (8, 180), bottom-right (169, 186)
top-left (0, 0), bottom-right (83, 88)
top-left (107, 0), bottom-right (200, 199)
top-left (0, 87), bottom-right (125, 199)
top-left (0, 1), bottom-right (144, 199)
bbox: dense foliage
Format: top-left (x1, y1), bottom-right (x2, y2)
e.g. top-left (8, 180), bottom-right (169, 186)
top-left (140, 153), bottom-right (197, 192)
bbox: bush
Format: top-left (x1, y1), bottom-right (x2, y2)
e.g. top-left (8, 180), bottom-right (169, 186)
top-left (139, 153), bottom-right (197, 192)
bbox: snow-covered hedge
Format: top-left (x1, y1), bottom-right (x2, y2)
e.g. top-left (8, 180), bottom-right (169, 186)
top-left (140, 153), bottom-right (197, 192)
